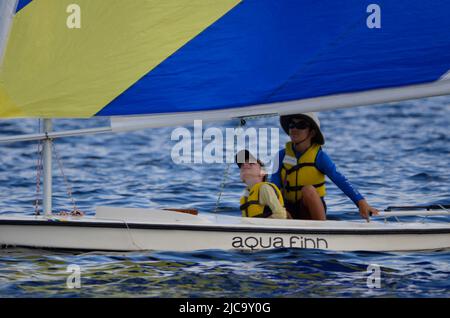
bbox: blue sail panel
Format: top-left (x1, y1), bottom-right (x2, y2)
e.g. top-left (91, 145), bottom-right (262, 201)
top-left (266, 1), bottom-right (450, 103)
top-left (97, 0), bottom-right (450, 117)
top-left (16, 0), bottom-right (32, 12)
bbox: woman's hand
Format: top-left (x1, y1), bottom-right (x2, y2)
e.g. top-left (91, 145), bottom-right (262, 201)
top-left (358, 199), bottom-right (379, 221)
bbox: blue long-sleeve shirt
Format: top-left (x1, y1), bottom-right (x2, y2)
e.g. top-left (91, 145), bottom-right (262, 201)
top-left (270, 146), bottom-right (364, 206)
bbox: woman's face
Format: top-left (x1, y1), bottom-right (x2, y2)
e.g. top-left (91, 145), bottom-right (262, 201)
top-left (289, 118), bottom-right (315, 144)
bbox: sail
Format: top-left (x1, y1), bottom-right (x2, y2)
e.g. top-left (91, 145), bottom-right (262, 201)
top-left (0, 0), bottom-right (450, 123)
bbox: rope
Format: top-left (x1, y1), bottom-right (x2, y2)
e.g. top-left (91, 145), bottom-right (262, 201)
top-left (213, 119), bottom-right (246, 213)
top-left (52, 140), bottom-right (83, 215)
top-left (122, 220), bottom-right (144, 250)
top-left (214, 160), bottom-right (233, 214)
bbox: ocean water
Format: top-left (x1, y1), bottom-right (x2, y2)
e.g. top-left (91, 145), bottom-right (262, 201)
top-left (0, 97), bottom-right (449, 297)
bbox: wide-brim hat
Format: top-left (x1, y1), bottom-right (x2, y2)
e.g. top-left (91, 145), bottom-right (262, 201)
top-left (235, 149), bottom-right (265, 168)
top-left (280, 112), bottom-right (325, 145)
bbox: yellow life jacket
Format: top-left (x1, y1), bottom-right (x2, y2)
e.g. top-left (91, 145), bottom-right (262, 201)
top-left (240, 182), bottom-right (284, 218)
top-left (280, 142), bottom-right (326, 203)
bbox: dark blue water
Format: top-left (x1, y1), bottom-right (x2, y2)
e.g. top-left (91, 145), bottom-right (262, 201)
top-left (0, 97), bottom-right (449, 297)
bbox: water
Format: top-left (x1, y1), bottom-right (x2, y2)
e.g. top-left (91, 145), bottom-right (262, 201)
top-left (0, 248), bottom-right (448, 298)
top-left (0, 97), bottom-right (449, 297)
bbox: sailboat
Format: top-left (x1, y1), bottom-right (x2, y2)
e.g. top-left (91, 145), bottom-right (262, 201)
top-left (0, 0), bottom-right (449, 252)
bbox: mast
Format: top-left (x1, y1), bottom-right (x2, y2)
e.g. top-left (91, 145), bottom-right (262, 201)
top-left (42, 119), bottom-right (53, 216)
top-left (0, 0), bottom-right (18, 67)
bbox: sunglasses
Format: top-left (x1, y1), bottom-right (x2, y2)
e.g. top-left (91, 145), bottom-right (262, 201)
top-left (288, 121), bottom-right (310, 130)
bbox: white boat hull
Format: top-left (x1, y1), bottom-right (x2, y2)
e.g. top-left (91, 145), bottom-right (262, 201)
top-left (0, 207), bottom-right (449, 252)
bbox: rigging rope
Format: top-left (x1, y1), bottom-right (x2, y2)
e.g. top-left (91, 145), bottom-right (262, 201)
top-left (213, 119), bottom-right (246, 213)
top-left (53, 140), bottom-right (83, 215)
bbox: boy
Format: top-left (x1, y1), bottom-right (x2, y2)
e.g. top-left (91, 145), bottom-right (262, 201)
top-left (236, 150), bottom-right (287, 219)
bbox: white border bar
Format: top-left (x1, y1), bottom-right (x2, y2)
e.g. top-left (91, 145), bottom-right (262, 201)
top-left (0, 126), bottom-right (112, 143)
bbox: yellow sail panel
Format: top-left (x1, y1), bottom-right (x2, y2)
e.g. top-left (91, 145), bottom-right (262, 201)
top-left (0, 0), bottom-right (240, 118)
top-left (0, 85), bottom-right (24, 117)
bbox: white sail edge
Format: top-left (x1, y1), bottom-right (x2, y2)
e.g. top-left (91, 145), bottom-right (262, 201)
top-left (111, 77), bottom-right (450, 132)
top-left (440, 69), bottom-right (450, 81)
top-left (0, 0), bottom-right (18, 68)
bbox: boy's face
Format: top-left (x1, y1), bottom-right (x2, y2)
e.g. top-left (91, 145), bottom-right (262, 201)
top-left (240, 162), bottom-right (264, 182)
top-left (289, 118), bottom-right (315, 144)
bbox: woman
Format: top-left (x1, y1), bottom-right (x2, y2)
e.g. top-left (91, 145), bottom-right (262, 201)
top-left (271, 112), bottom-right (379, 221)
